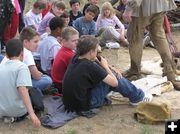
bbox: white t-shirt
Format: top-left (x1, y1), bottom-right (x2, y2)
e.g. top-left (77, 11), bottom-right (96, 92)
top-left (1, 48), bottom-right (35, 67)
top-left (24, 9), bottom-right (42, 30)
top-left (0, 60), bottom-right (32, 117)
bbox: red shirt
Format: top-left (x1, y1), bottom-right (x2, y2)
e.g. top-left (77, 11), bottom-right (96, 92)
top-left (42, 3), bottom-right (51, 18)
top-left (51, 46), bottom-right (75, 85)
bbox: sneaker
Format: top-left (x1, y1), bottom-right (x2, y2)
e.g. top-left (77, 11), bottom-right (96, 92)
top-left (106, 42), bottom-right (120, 49)
top-left (143, 36), bottom-right (150, 48)
top-left (3, 117), bottom-right (15, 123)
top-left (130, 93), bottom-right (153, 106)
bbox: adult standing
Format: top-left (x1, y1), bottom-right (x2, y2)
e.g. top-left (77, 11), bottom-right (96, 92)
top-left (18, 0), bottom-right (26, 33)
top-left (122, 0), bottom-right (180, 90)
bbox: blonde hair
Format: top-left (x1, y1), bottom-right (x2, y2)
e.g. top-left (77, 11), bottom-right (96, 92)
top-left (61, 27), bottom-right (79, 40)
top-left (101, 2), bottom-right (115, 19)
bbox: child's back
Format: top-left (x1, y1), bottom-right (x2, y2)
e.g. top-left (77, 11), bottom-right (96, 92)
top-left (0, 59), bottom-right (31, 117)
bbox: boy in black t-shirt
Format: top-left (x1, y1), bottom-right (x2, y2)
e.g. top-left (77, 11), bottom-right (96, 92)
top-left (63, 35), bottom-right (152, 114)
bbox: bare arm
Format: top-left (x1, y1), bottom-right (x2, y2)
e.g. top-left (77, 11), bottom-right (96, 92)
top-left (28, 65), bottom-right (43, 80)
top-left (96, 57), bottom-right (118, 87)
top-left (18, 86), bottom-right (41, 128)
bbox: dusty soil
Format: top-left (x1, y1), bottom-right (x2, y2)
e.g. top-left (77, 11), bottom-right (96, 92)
top-left (0, 31), bottom-right (179, 134)
top-left (0, 1), bottom-right (180, 134)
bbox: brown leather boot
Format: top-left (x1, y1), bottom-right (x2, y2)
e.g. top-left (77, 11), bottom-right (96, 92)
top-left (166, 70), bottom-right (180, 91)
top-left (122, 69), bottom-right (144, 81)
top-left (171, 81), bottom-right (180, 91)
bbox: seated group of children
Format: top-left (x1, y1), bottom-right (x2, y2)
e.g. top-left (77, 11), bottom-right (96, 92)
top-left (0, 0), bottom-right (153, 128)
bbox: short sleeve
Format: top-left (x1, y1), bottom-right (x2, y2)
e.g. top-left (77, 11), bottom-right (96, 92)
top-left (88, 62), bottom-right (107, 84)
top-left (16, 65), bottom-right (32, 87)
top-left (23, 49), bottom-right (35, 66)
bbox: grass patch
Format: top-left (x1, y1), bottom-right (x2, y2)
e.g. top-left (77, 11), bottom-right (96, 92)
top-left (139, 125), bottom-right (153, 134)
top-left (66, 128), bottom-right (78, 134)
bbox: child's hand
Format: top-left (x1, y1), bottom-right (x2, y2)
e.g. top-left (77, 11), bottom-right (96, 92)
top-left (110, 66), bottom-right (123, 79)
top-left (30, 113), bottom-right (41, 128)
top-left (98, 56), bottom-right (109, 69)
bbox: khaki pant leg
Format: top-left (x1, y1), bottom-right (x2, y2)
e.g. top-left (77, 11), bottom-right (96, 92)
top-left (149, 12), bottom-right (176, 81)
top-left (101, 26), bottom-right (121, 42)
top-left (127, 17), bottom-right (148, 75)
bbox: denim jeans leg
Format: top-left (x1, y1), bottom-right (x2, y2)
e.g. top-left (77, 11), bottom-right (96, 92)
top-left (0, 41), bottom-right (1, 54)
top-left (32, 75), bottom-right (52, 92)
top-left (0, 54), bottom-right (4, 63)
top-left (112, 77), bottom-right (144, 103)
top-left (90, 82), bottom-right (111, 108)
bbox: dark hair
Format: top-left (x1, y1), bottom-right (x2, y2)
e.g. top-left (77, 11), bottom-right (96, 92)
top-left (49, 16), bottom-right (64, 31)
top-left (61, 26), bottom-right (79, 40)
top-left (76, 35), bottom-right (99, 56)
top-left (6, 39), bottom-right (23, 58)
top-left (20, 27), bottom-right (39, 42)
top-left (60, 10), bottom-right (70, 18)
top-left (33, 1), bottom-right (46, 9)
top-left (69, 0), bottom-right (80, 6)
top-left (86, 5), bottom-right (99, 16)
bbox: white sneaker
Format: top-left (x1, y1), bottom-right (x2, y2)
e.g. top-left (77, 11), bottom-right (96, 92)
top-left (3, 117), bottom-right (15, 123)
top-left (106, 42), bottom-right (120, 49)
top-left (130, 93), bottom-right (153, 106)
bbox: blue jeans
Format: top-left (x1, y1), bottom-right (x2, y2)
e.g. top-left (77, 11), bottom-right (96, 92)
top-left (32, 74), bottom-right (52, 96)
top-left (0, 54), bottom-right (4, 63)
top-left (90, 77), bottom-right (144, 108)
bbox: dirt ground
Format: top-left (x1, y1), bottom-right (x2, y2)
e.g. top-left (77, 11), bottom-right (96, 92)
top-left (0, 31), bottom-right (180, 134)
top-left (1, 1), bottom-right (180, 134)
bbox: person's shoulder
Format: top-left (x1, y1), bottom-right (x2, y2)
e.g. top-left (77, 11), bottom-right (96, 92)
top-left (78, 11), bottom-right (83, 16)
top-left (43, 12), bottom-right (55, 20)
top-left (48, 36), bottom-right (59, 45)
top-left (17, 61), bottom-right (29, 69)
top-left (24, 48), bottom-right (32, 54)
top-left (25, 9), bottom-right (32, 16)
top-left (76, 16), bottom-right (83, 21)
top-left (7, 60), bottom-right (29, 70)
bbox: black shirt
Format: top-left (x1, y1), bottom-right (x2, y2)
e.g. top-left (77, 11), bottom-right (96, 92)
top-left (63, 55), bottom-right (107, 111)
top-left (69, 10), bottom-right (83, 26)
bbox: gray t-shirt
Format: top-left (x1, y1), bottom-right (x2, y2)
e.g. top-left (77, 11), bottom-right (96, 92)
top-left (0, 60), bottom-right (32, 118)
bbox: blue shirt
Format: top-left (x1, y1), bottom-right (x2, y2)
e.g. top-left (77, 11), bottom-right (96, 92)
top-left (73, 17), bottom-right (96, 36)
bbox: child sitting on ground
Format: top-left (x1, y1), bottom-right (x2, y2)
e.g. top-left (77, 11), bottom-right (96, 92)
top-left (1, 27), bottom-right (52, 96)
top-left (37, 16), bottom-right (64, 75)
top-left (96, 2), bottom-right (128, 47)
top-left (24, 1), bottom-right (46, 30)
top-left (73, 5), bottom-right (98, 36)
top-left (82, 0), bottom-right (100, 21)
top-left (51, 27), bottom-right (79, 92)
top-left (69, 0), bottom-right (83, 26)
top-left (0, 39), bottom-right (41, 128)
top-left (38, 0), bottom-right (65, 35)
top-left (60, 11), bottom-right (70, 27)
top-left (63, 35), bottom-right (153, 115)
